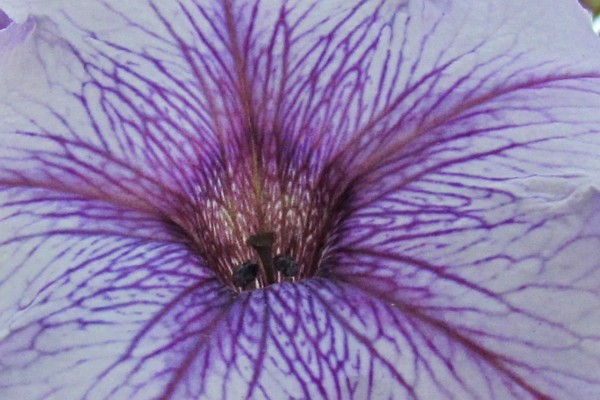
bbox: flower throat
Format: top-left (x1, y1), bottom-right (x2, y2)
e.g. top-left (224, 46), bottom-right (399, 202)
top-left (168, 150), bottom-right (345, 292)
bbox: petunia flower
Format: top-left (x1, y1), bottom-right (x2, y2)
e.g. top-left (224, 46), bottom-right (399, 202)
top-left (1, 1), bottom-right (600, 399)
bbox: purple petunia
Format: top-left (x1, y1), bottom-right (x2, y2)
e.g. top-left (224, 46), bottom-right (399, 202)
top-left (1, 1), bottom-right (600, 399)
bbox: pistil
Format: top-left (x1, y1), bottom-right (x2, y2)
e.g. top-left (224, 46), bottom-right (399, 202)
top-left (246, 232), bottom-right (277, 285)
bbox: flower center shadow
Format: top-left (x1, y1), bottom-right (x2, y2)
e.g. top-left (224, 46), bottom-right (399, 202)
top-left (166, 146), bottom-right (350, 292)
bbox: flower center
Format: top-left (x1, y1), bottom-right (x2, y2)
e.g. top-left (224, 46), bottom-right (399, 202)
top-left (168, 146), bottom-right (346, 292)
top-left (232, 232), bottom-right (301, 290)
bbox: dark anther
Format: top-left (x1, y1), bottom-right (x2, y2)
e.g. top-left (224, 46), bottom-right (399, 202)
top-left (246, 232), bottom-right (276, 285)
top-left (233, 261), bottom-right (259, 288)
top-left (274, 255), bottom-right (299, 277)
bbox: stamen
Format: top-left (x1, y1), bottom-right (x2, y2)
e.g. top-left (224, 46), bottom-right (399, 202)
top-left (274, 255), bottom-right (299, 277)
top-left (233, 261), bottom-right (259, 288)
top-left (246, 232), bottom-right (276, 285)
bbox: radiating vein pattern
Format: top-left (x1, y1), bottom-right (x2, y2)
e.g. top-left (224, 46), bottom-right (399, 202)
top-left (1, 0), bottom-right (600, 399)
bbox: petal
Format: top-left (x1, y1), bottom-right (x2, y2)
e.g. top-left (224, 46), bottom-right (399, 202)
top-left (0, 187), bottom-right (234, 399)
top-left (0, 9), bottom-right (36, 92)
top-left (4, 0), bottom-right (597, 198)
top-left (112, 279), bottom-right (434, 400)
top-left (321, 2), bottom-right (600, 400)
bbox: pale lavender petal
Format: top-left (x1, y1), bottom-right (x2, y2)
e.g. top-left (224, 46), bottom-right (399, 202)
top-left (0, 187), bottom-right (234, 399)
top-left (0, 8), bottom-right (35, 92)
top-left (1, 1), bottom-right (600, 399)
top-left (324, 3), bottom-right (600, 399)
